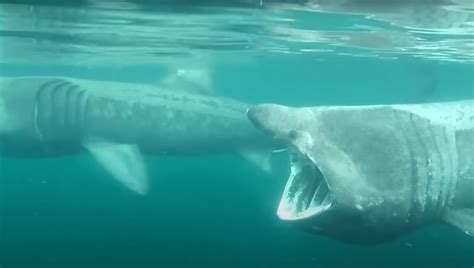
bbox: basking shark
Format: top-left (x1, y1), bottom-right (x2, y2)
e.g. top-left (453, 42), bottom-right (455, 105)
top-left (247, 100), bottom-right (474, 243)
top-left (0, 76), bottom-right (277, 195)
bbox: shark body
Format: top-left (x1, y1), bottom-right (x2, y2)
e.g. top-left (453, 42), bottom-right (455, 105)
top-left (0, 76), bottom-right (276, 194)
top-left (248, 100), bottom-right (474, 243)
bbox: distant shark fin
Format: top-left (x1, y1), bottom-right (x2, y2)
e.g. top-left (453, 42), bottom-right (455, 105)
top-left (443, 208), bottom-right (474, 236)
top-left (83, 140), bottom-right (149, 195)
top-left (159, 68), bottom-right (213, 95)
top-left (236, 147), bottom-right (272, 174)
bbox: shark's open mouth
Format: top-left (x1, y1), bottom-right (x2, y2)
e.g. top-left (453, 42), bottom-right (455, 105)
top-left (277, 148), bottom-right (332, 220)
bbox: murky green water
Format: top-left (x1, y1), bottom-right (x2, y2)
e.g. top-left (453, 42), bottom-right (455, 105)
top-left (0, 1), bottom-right (473, 267)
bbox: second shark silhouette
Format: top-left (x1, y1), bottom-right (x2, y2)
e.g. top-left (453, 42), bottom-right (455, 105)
top-left (0, 73), bottom-right (279, 195)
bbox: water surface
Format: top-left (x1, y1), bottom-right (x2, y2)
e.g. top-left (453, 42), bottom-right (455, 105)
top-left (0, 1), bottom-right (473, 267)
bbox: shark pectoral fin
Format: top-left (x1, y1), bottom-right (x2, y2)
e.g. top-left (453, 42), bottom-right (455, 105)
top-left (236, 147), bottom-right (272, 174)
top-left (83, 141), bottom-right (149, 195)
top-left (159, 67), bottom-right (213, 95)
top-left (443, 208), bottom-right (474, 236)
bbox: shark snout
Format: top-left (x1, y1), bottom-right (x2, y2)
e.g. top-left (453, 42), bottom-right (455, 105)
top-left (247, 104), bottom-right (289, 137)
top-left (247, 105), bottom-right (268, 131)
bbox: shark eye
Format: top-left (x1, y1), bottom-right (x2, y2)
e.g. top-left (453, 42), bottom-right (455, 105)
top-left (288, 130), bottom-right (298, 140)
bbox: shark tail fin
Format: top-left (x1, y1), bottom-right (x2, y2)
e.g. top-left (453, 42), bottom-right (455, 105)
top-left (443, 208), bottom-right (474, 236)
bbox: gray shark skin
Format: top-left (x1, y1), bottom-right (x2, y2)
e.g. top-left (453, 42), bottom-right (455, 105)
top-left (247, 101), bottom-right (474, 243)
top-left (0, 76), bottom-right (276, 194)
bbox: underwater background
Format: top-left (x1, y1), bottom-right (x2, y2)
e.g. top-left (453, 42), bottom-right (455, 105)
top-left (0, 1), bottom-right (473, 267)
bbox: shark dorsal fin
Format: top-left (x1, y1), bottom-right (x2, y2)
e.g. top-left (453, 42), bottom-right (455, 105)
top-left (159, 68), bottom-right (213, 95)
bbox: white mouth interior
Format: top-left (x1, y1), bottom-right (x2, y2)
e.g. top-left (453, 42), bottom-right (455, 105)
top-left (277, 149), bottom-right (332, 220)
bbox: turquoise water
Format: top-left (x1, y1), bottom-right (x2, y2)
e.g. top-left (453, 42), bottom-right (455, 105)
top-left (1, 1), bottom-right (473, 267)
